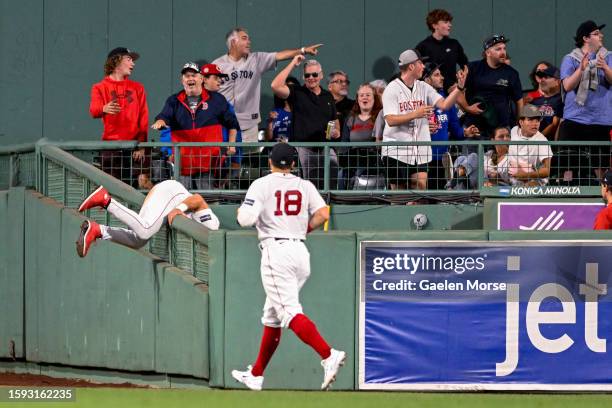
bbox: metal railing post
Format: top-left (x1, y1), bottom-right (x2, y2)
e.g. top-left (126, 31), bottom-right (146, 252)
top-left (323, 144), bottom-right (330, 193)
top-left (477, 142), bottom-right (484, 188)
top-left (173, 143), bottom-right (181, 181)
top-left (8, 155), bottom-right (14, 188)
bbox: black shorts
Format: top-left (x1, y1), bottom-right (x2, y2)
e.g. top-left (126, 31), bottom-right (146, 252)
top-left (558, 120), bottom-right (611, 169)
top-left (382, 156), bottom-right (428, 184)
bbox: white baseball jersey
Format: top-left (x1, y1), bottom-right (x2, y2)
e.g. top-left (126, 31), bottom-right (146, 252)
top-left (239, 172), bottom-right (326, 241)
top-left (381, 78), bottom-right (442, 164)
top-left (213, 52), bottom-right (277, 130)
top-left (104, 180), bottom-right (219, 249)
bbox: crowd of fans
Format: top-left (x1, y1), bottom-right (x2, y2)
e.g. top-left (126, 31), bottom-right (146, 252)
top-left (89, 10), bottom-right (611, 194)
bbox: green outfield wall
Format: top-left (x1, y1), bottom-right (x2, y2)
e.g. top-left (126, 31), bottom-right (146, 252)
top-left (2, 186), bottom-right (612, 389)
top-left (1, 188), bottom-right (210, 378)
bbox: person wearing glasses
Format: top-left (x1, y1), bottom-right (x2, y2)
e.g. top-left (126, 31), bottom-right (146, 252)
top-left (458, 34), bottom-right (523, 140)
top-left (524, 62), bottom-right (563, 140)
top-left (271, 56), bottom-right (341, 189)
top-left (213, 27), bottom-right (322, 153)
top-left (559, 20), bottom-right (611, 182)
top-left (327, 71), bottom-right (354, 130)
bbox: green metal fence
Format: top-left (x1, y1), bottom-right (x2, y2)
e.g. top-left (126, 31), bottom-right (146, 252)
top-left (36, 141), bottom-right (211, 283)
top-left (0, 144), bottom-right (36, 190)
top-left (1, 138), bottom-right (607, 201)
top-left (48, 139), bottom-right (607, 199)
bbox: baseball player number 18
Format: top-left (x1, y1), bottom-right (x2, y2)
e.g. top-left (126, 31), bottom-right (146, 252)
top-left (273, 190), bottom-right (302, 216)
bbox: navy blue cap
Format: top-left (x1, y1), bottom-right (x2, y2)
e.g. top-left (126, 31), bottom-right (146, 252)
top-left (602, 169), bottom-right (612, 187)
top-left (483, 34), bottom-right (509, 50)
top-left (422, 62), bottom-right (441, 80)
top-left (269, 143), bottom-right (296, 167)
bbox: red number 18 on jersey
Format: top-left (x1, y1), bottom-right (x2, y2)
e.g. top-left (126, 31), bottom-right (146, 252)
top-left (274, 190), bottom-right (302, 216)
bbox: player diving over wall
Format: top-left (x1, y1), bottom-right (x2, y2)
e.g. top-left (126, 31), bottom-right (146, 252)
top-left (75, 180), bottom-right (219, 257)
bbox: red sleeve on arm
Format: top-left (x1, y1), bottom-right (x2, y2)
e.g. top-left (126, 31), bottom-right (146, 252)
top-left (605, 205), bottom-right (612, 228)
top-left (89, 84), bottom-right (104, 118)
top-left (593, 206), bottom-right (612, 230)
top-left (137, 87), bottom-right (149, 142)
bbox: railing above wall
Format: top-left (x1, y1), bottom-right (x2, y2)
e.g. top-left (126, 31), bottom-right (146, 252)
top-left (0, 139), bottom-right (606, 202)
top-left (46, 139), bottom-right (606, 201)
top-left (36, 140), bottom-right (211, 284)
top-left (0, 143), bottom-right (36, 190)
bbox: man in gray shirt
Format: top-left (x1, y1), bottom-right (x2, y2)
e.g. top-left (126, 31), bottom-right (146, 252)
top-left (213, 27), bottom-right (322, 152)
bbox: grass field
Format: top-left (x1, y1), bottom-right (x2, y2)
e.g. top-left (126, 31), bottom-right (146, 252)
top-left (3, 388), bottom-right (612, 408)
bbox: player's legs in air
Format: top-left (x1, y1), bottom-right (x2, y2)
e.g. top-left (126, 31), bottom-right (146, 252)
top-left (76, 181), bottom-right (188, 257)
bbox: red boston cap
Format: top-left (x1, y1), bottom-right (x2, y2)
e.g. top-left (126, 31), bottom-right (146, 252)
top-left (200, 64), bottom-right (229, 78)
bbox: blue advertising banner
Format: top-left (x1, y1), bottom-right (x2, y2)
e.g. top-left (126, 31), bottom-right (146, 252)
top-left (359, 241), bottom-right (612, 391)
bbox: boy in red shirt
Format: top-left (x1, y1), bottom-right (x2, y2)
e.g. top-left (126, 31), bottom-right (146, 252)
top-left (90, 47), bottom-right (151, 188)
top-left (593, 170), bottom-right (612, 230)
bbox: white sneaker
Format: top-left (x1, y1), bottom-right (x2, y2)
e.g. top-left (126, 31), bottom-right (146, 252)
top-left (321, 349), bottom-right (346, 390)
top-left (231, 365), bottom-right (263, 391)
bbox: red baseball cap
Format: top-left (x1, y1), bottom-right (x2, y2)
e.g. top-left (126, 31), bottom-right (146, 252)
top-left (200, 64), bottom-right (229, 78)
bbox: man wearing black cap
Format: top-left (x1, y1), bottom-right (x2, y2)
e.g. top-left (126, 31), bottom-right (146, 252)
top-left (232, 143), bottom-right (346, 391)
top-left (90, 47), bottom-right (150, 188)
top-left (594, 170), bottom-right (612, 229)
top-left (559, 20), bottom-right (611, 181)
top-left (458, 35), bottom-right (523, 140)
top-left (422, 62), bottom-right (480, 189)
top-left (525, 62), bottom-right (563, 139)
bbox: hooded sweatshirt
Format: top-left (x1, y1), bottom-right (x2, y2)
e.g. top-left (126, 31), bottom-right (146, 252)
top-left (90, 77), bottom-right (149, 142)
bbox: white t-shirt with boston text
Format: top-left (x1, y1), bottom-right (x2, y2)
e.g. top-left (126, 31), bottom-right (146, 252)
top-left (381, 78), bottom-right (442, 164)
top-left (239, 172), bottom-right (326, 241)
top-left (213, 52), bottom-right (277, 130)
